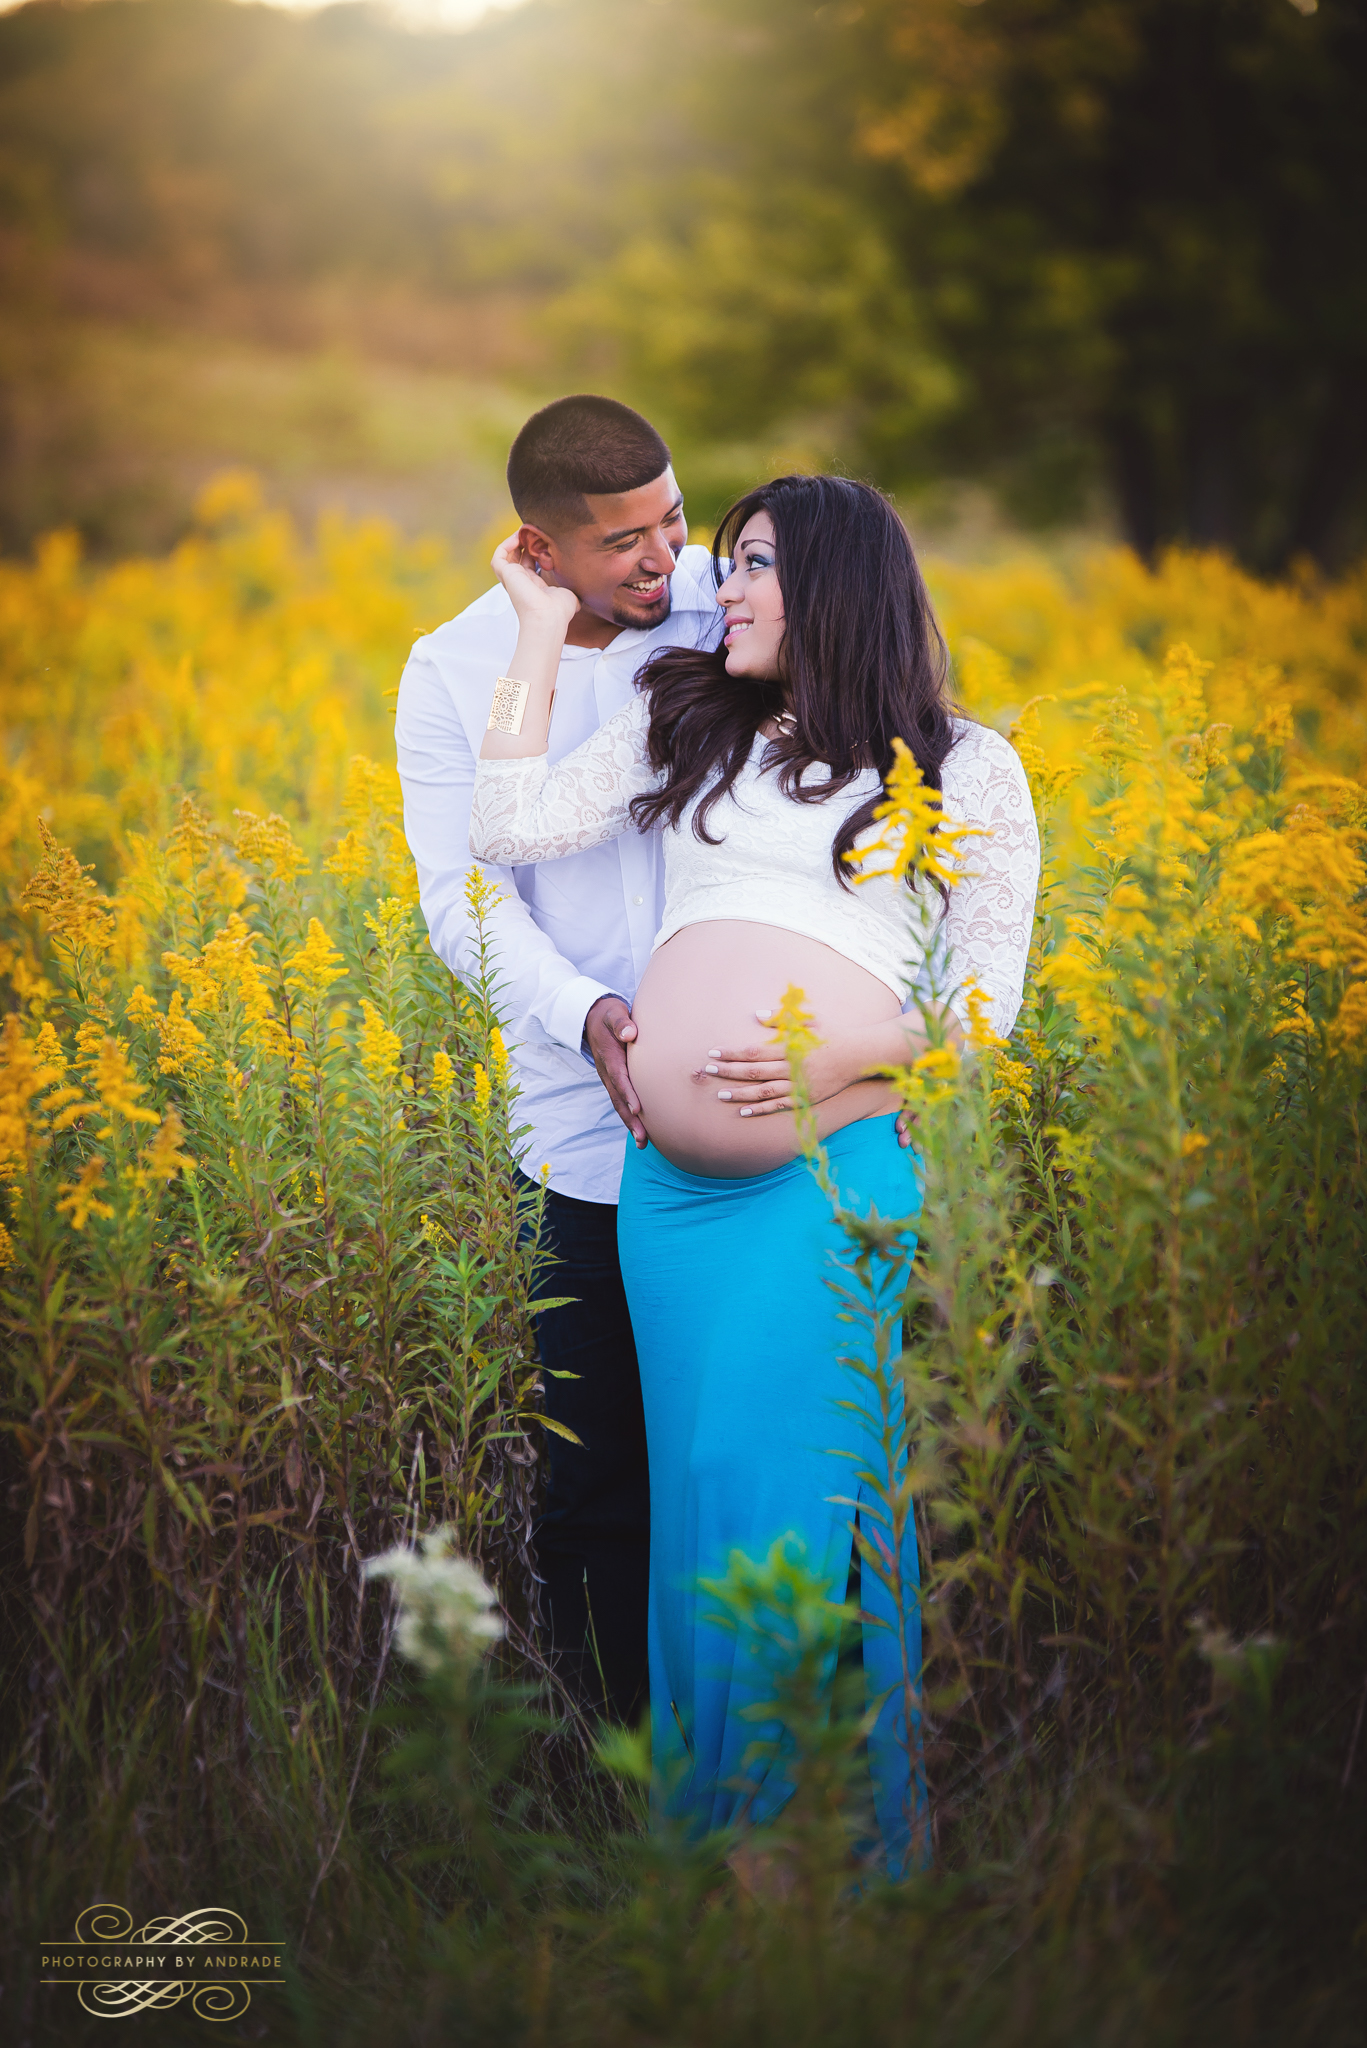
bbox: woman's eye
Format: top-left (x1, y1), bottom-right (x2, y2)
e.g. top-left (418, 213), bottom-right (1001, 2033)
top-left (747, 552), bottom-right (773, 571)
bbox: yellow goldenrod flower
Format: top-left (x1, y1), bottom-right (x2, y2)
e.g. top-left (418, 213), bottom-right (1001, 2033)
top-left (194, 467), bottom-right (263, 528)
top-left (159, 912), bottom-right (289, 1061)
top-left (0, 932), bottom-right (54, 1013)
top-left (287, 918), bottom-right (347, 998)
top-left (989, 1052), bottom-right (1034, 1119)
top-left (342, 754), bottom-right (401, 829)
top-left (33, 1021), bottom-right (68, 1075)
top-left (20, 821), bottom-right (117, 958)
top-left (125, 984), bottom-right (159, 1027)
top-left (161, 947), bottom-right (220, 1014)
top-left (165, 794), bottom-right (216, 881)
top-left (0, 1015), bottom-right (70, 1178)
top-left (464, 867), bottom-right (503, 924)
top-left (765, 983), bottom-right (819, 1069)
top-left (93, 1036), bottom-right (160, 1128)
top-left (363, 896), bottom-right (410, 948)
top-left (1090, 690), bottom-right (1147, 778)
top-left (383, 827), bottom-right (421, 910)
top-left (489, 1027), bottom-right (510, 1089)
top-left (323, 828), bottom-right (371, 888)
top-left (234, 808), bottom-right (310, 884)
top-left (912, 1044), bottom-right (960, 1084)
top-left (358, 999), bottom-right (402, 1082)
top-left (1330, 979), bottom-right (1367, 1056)
top-left (164, 913), bottom-right (280, 1045)
top-left (1008, 697), bottom-right (1082, 822)
top-left (847, 737), bottom-right (981, 892)
top-left (1178, 722), bottom-right (1233, 781)
top-left (136, 1107), bottom-right (195, 1185)
top-left (1154, 643), bottom-right (1214, 741)
top-left (1256, 699), bottom-right (1296, 753)
top-left (431, 1048), bottom-right (456, 1098)
top-left (200, 913), bottom-right (272, 1013)
top-left (56, 1158), bottom-right (115, 1231)
top-left (156, 992), bottom-right (208, 1077)
top-left (962, 981), bottom-right (1004, 1053)
top-left (892, 1041), bottom-right (962, 1115)
top-left (75, 1018), bottom-right (111, 1071)
top-left (0, 1219), bottom-right (14, 1269)
top-left (472, 1063), bottom-right (491, 1118)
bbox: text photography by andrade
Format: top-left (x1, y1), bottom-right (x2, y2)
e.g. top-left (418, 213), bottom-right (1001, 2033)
top-left (1, 4), bottom-right (1365, 2045)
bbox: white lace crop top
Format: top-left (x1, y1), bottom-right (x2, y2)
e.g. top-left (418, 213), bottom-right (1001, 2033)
top-left (469, 694), bottom-right (1040, 1039)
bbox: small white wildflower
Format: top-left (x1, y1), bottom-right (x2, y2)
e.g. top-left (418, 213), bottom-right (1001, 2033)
top-left (363, 1524), bottom-right (504, 1675)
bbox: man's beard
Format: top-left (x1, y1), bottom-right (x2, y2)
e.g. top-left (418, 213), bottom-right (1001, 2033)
top-left (610, 583), bottom-right (672, 630)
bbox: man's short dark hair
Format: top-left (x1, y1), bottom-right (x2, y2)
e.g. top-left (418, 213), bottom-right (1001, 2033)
top-left (507, 395), bottom-right (672, 531)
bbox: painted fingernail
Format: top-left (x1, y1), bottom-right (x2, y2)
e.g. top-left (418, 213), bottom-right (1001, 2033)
top-left (718, 1090), bottom-right (732, 1101)
top-left (706, 1049), bottom-right (721, 1058)
top-left (740, 1107), bottom-right (752, 1117)
top-left (705, 1064), bottom-right (719, 1074)
top-left (755, 1010), bottom-right (772, 1020)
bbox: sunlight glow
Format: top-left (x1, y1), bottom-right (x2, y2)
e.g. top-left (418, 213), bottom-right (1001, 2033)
top-left (249, 0), bottom-right (528, 25)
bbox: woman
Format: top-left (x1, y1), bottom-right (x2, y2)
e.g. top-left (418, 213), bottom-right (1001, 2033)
top-left (469, 475), bottom-right (1039, 1870)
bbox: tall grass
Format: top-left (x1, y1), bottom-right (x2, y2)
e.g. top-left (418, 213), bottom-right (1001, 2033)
top-left (1, 483), bottom-right (1365, 2043)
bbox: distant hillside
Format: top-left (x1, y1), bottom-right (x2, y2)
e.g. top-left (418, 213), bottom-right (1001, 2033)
top-left (0, 1), bottom-right (591, 305)
top-left (2, 0), bottom-right (1365, 567)
top-left (0, 0), bottom-right (600, 551)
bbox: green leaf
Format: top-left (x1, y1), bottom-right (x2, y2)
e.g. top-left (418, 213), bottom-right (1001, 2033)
top-left (532, 1415), bottom-right (584, 1447)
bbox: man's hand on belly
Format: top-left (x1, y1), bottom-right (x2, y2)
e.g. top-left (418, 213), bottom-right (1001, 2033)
top-left (584, 995), bottom-right (648, 1149)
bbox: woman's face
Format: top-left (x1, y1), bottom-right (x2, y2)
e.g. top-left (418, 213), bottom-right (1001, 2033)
top-left (716, 511), bottom-right (785, 683)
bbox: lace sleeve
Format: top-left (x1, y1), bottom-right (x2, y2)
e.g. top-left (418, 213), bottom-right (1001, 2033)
top-left (940, 724), bottom-right (1041, 1039)
top-left (468, 694), bottom-right (660, 863)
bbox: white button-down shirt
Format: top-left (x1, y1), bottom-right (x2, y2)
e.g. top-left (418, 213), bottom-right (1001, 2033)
top-left (395, 545), bottom-right (723, 1204)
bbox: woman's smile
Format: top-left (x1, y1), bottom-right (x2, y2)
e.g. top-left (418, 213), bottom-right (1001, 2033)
top-left (716, 509), bottom-right (784, 676)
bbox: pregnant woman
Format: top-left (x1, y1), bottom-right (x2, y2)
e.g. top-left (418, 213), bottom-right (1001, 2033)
top-left (469, 475), bottom-right (1039, 1872)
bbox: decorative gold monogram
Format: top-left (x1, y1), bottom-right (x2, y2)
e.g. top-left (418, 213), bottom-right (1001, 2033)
top-left (41, 1903), bottom-right (285, 2020)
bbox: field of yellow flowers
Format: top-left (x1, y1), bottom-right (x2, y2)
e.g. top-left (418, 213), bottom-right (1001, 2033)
top-left (1, 474), bottom-right (1365, 2045)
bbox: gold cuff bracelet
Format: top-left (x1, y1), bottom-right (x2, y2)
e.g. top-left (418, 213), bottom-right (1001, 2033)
top-left (487, 675), bottom-right (532, 736)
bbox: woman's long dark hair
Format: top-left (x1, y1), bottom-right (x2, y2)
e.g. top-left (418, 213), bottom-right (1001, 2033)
top-left (629, 474), bottom-right (957, 889)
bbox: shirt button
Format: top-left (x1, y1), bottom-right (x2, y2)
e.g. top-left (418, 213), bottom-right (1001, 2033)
top-left (632, 895), bottom-right (643, 905)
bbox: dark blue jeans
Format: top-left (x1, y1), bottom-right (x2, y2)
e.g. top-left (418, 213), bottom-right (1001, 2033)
top-left (526, 1177), bottom-right (650, 1725)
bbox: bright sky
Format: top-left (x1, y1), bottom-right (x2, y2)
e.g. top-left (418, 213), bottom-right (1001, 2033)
top-left (266, 0), bottom-right (527, 22)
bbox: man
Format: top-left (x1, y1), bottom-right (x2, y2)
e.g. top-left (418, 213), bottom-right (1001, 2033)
top-left (395, 394), bottom-right (722, 1724)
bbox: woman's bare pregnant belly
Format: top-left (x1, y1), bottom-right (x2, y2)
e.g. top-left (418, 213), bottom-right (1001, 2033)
top-left (627, 921), bottom-right (902, 1178)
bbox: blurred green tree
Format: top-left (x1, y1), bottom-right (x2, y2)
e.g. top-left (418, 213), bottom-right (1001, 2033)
top-left (844, 0), bottom-right (1367, 563)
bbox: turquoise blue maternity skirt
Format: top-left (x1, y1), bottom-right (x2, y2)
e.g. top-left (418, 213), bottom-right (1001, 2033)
top-left (617, 1113), bottom-right (924, 1872)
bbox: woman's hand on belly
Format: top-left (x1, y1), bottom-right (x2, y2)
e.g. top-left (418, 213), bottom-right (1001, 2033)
top-left (626, 923), bottom-right (914, 1177)
top-left (695, 1032), bottom-right (866, 1119)
top-left (697, 1010), bottom-right (948, 1120)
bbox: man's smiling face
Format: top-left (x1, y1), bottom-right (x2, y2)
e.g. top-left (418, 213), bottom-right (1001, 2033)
top-left (519, 467), bottom-right (687, 635)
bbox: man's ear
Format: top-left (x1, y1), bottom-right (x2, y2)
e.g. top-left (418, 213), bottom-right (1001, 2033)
top-left (518, 523), bottom-right (557, 572)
